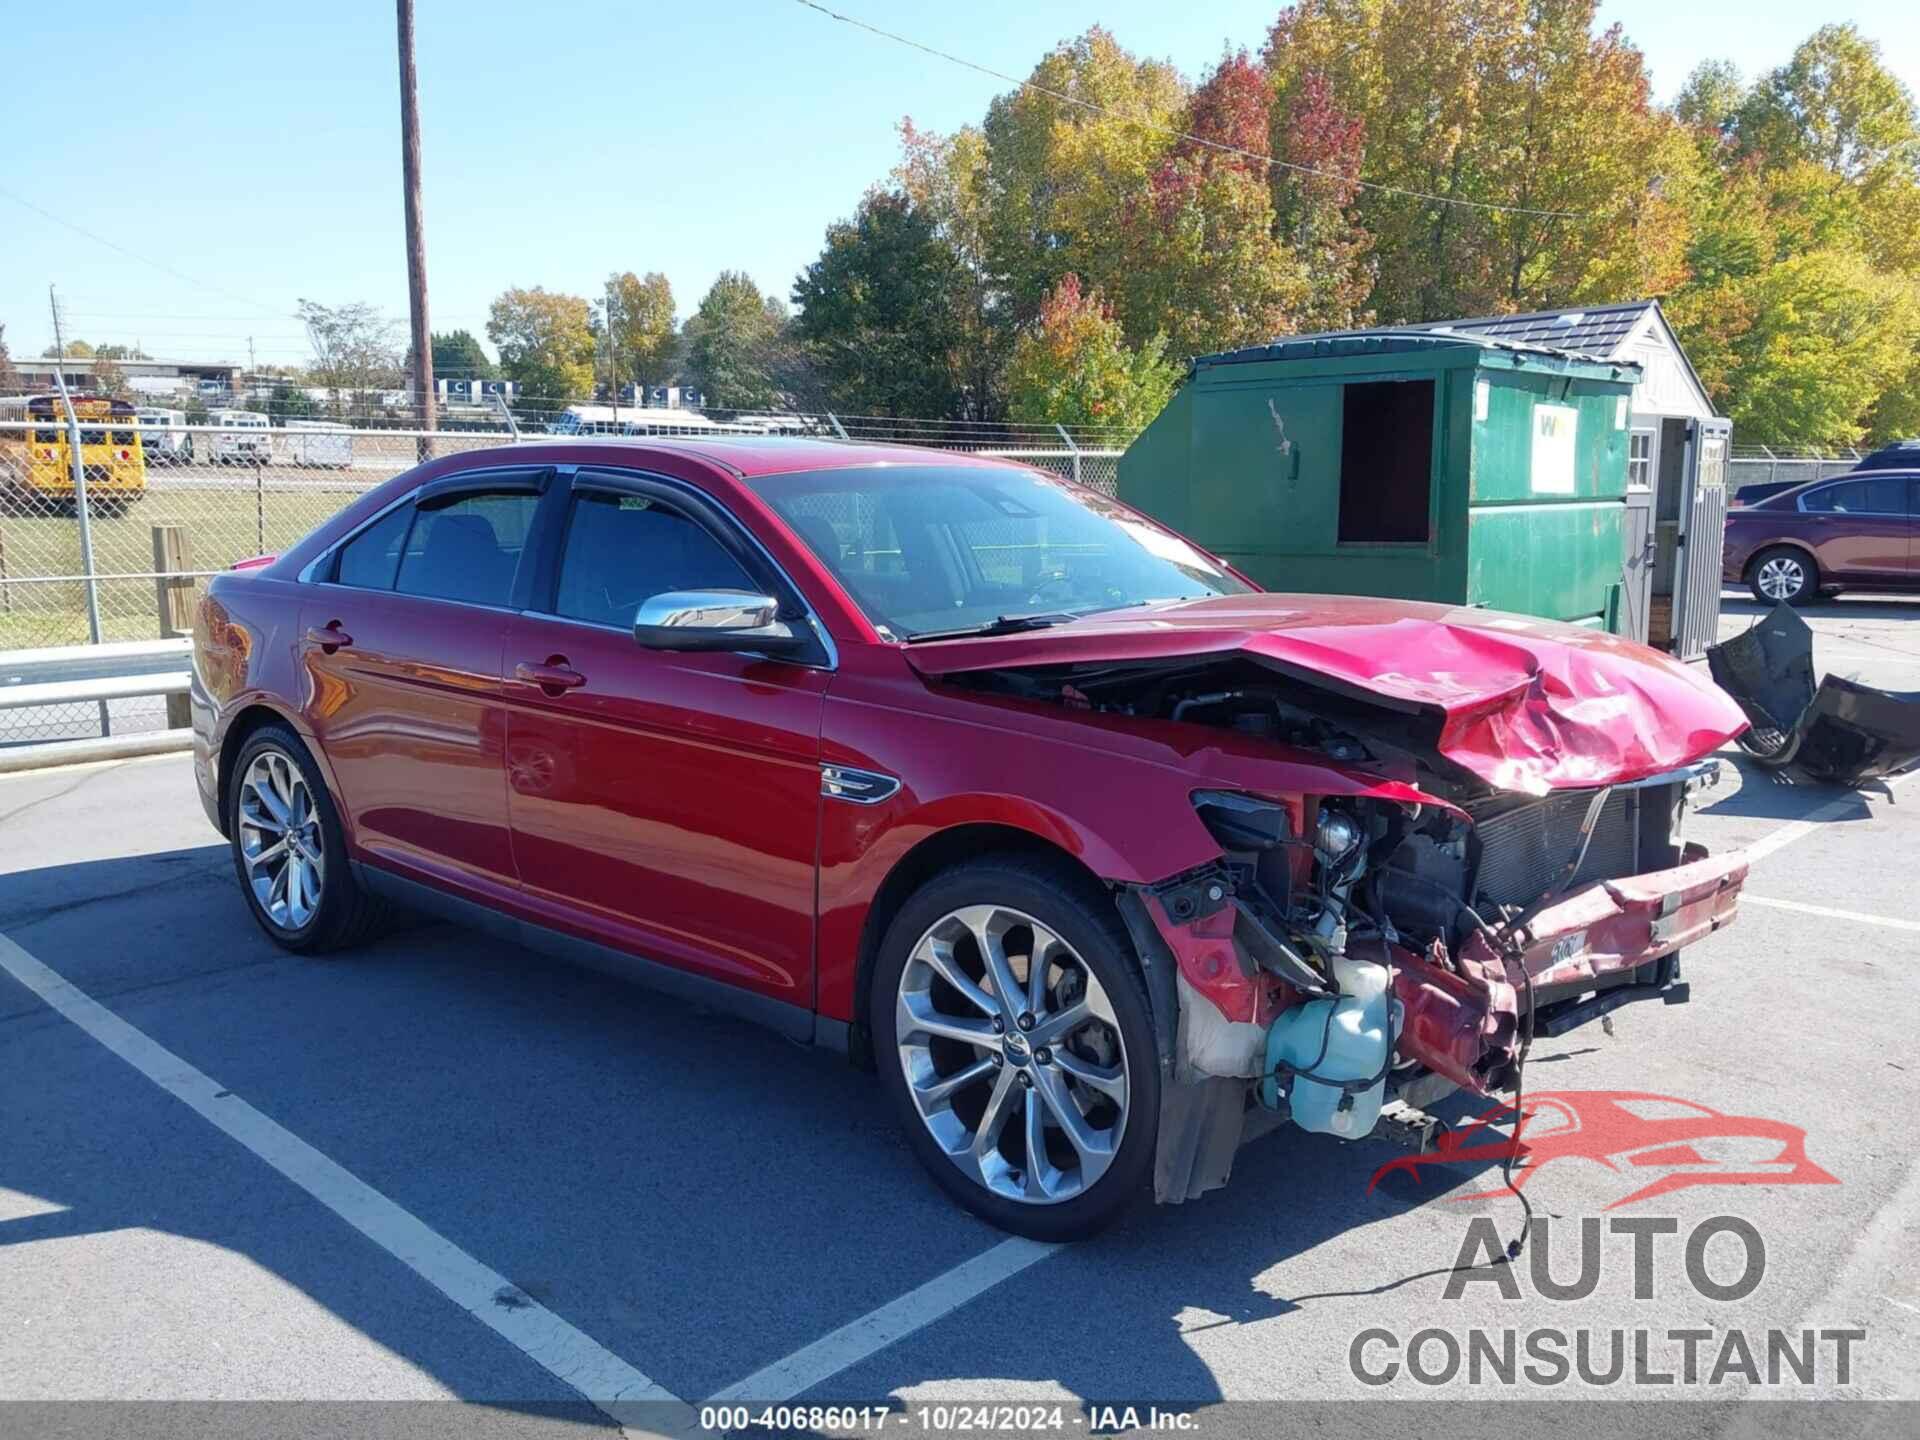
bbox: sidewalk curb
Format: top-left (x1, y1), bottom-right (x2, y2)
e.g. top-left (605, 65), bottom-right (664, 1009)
top-left (0, 728), bottom-right (193, 776)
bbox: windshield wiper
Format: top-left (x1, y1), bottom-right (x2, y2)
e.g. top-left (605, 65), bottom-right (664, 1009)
top-left (903, 612), bottom-right (1081, 643)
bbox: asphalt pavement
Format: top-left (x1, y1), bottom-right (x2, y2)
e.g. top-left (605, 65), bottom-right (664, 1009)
top-left (2, 597), bottom-right (1918, 1436)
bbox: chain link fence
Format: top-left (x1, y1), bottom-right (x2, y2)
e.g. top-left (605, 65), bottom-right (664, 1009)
top-left (0, 416), bottom-right (1121, 746)
top-left (1728, 446), bottom-right (1874, 495)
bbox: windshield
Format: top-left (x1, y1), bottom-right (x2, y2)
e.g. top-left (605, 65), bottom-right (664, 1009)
top-left (747, 464), bottom-right (1250, 640)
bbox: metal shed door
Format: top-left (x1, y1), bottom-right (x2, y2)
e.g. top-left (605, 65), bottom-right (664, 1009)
top-left (1673, 421), bottom-right (1731, 661)
top-left (1621, 427), bottom-right (1658, 643)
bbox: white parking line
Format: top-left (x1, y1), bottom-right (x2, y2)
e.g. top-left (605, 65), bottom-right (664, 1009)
top-left (708, 1236), bottom-right (1060, 1403)
top-left (1741, 894), bottom-right (1920, 933)
top-left (1741, 767), bottom-right (1919, 864)
top-left (0, 930), bottom-right (689, 1432)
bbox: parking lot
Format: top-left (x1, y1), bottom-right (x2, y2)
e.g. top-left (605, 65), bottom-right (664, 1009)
top-left (3, 597), bottom-right (1918, 1436)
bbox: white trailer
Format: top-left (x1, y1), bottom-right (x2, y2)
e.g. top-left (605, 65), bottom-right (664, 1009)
top-left (280, 420), bottom-right (353, 469)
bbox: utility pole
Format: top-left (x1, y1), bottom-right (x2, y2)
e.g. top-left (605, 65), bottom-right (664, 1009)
top-left (396, 0), bottom-right (435, 459)
top-left (606, 277), bottom-right (620, 424)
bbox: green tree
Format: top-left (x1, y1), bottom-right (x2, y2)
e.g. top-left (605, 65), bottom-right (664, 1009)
top-left (792, 193), bottom-right (969, 416)
top-left (1714, 250), bottom-right (1917, 447)
top-left (1675, 60), bottom-right (1745, 140)
top-left (92, 343), bottom-right (151, 360)
top-left (430, 329), bottom-right (496, 380)
top-left (263, 382), bottom-right (319, 420)
top-left (894, 120), bottom-right (1009, 417)
top-left (683, 271), bottom-right (784, 410)
top-left (1005, 274), bottom-right (1179, 432)
top-left (1735, 24), bottom-right (1918, 182)
top-left (486, 287), bottom-right (596, 410)
top-left (604, 271), bottom-right (677, 387)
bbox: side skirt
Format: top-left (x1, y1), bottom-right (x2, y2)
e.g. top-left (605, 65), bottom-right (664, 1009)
top-left (355, 862), bottom-right (846, 1055)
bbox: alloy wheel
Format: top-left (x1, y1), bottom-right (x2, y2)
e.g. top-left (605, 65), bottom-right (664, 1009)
top-left (237, 750), bottom-right (325, 930)
top-left (1756, 555), bottom-right (1806, 602)
top-left (894, 904), bottom-right (1130, 1205)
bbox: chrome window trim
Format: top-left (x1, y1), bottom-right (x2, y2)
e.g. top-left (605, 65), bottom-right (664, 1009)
top-left (529, 465), bottom-right (841, 671)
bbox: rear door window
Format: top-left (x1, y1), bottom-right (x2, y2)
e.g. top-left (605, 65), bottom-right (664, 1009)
top-left (334, 505), bottom-right (412, 589)
top-left (395, 490), bottom-right (540, 606)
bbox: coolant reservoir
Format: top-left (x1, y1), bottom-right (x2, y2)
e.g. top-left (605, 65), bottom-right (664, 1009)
top-left (1262, 954), bottom-right (1396, 1139)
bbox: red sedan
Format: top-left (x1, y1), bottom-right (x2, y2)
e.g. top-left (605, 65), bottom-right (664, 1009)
top-left (191, 438), bottom-right (1748, 1239)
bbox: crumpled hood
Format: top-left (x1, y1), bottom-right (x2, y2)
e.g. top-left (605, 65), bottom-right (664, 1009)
top-left (904, 594), bottom-right (1748, 794)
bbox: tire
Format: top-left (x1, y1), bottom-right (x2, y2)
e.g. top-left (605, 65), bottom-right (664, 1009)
top-left (226, 722), bottom-right (389, 953)
top-left (1748, 546), bottom-right (1817, 606)
top-left (871, 854), bottom-right (1160, 1241)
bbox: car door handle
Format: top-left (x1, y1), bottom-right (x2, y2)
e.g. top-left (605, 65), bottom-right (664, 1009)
top-left (515, 659), bottom-right (588, 693)
top-left (304, 622), bottom-right (352, 651)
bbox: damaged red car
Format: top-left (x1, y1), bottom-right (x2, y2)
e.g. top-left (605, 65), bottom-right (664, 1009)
top-left (190, 439), bottom-right (1750, 1240)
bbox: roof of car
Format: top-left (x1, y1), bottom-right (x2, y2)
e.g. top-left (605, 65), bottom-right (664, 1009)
top-left (490, 435), bottom-right (1020, 478)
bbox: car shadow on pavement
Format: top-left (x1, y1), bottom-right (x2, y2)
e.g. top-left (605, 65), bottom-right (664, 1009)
top-left (0, 845), bottom-right (1510, 1415)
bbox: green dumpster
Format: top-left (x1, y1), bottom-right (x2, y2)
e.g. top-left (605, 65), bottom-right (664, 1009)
top-left (1118, 330), bottom-right (1643, 631)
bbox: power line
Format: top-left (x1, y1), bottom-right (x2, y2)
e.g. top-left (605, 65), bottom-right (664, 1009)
top-left (789, 0), bottom-right (1591, 220)
top-left (0, 183), bottom-right (297, 320)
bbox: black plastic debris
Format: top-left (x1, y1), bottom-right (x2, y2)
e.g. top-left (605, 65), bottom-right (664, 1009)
top-left (1707, 603), bottom-right (1920, 785)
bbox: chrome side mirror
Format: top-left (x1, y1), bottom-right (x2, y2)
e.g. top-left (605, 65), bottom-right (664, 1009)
top-left (632, 589), bottom-right (807, 654)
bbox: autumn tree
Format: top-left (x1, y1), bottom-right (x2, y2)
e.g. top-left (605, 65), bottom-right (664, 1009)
top-left (42, 339), bottom-right (94, 358)
top-left (604, 271), bottom-right (677, 388)
top-left (982, 28), bottom-right (1188, 326)
top-left (90, 355), bottom-right (131, 401)
top-left (1006, 274), bottom-right (1179, 432)
top-left (682, 271), bottom-right (786, 410)
top-left (792, 192), bottom-right (969, 416)
top-left (1265, 0), bottom-right (1690, 320)
top-left (0, 324), bottom-right (19, 393)
top-left (486, 287), bottom-right (596, 410)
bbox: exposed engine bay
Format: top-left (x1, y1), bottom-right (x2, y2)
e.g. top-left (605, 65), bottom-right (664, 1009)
top-left (945, 655), bottom-right (1748, 1201)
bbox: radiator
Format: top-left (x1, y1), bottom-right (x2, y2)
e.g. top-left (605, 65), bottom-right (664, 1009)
top-left (1469, 787), bottom-right (1640, 911)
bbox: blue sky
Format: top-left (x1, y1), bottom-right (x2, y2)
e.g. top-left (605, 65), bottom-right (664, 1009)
top-left (4, 1), bottom-right (1914, 366)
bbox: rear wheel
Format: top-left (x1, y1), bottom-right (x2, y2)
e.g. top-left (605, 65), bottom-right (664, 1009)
top-left (871, 856), bottom-right (1159, 1241)
top-left (1749, 547), bottom-right (1817, 606)
top-left (227, 723), bottom-right (389, 952)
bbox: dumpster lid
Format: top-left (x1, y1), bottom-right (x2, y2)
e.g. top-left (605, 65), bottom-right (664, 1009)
top-left (1192, 327), bottom-right (1636, 379)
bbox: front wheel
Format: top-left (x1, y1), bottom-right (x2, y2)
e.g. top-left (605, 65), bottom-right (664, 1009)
top-left (1749, 547), bottom-right (1817, 606)
top-left (871, 856), bottom-right (1160, 1241)
top-left (226, 723), bottom-right (389, 952)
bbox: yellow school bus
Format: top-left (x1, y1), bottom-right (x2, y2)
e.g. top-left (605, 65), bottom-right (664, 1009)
top-left (1, 393), bottom-right (148, 512)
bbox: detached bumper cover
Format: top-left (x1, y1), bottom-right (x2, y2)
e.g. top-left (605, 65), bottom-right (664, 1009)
top-left (1708, 602), bottom-right (1920, 785)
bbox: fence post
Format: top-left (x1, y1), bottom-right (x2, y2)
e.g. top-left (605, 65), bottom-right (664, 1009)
top-left (491, 391), bottom-right (521, 440)
top-left (1054, 423), bottom-right (1082, 486)
top-left (0, 525), bottom-right (8, 614)
top-left (255, 457), bottom-right (266, 556)
top-left (151, 524), bottom-right (195, 729)
top-left (827, 413), bottom-right (849, 440)
top-left (48, 365), bottom-right (109, 734)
